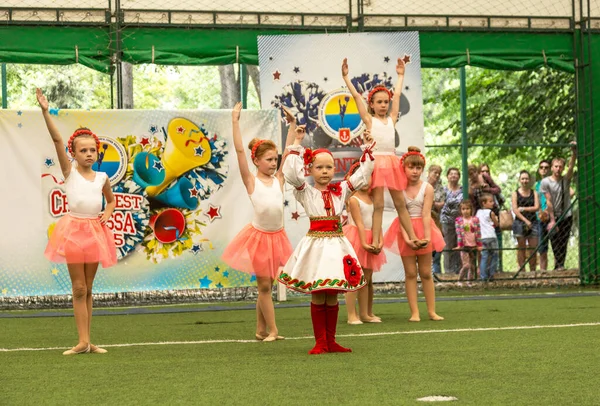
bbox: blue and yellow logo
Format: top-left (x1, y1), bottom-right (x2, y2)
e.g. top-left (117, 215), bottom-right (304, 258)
top-left (93, 137), bottom-right (128, 186)
top-left (318, 88), bottom-right (366, 145)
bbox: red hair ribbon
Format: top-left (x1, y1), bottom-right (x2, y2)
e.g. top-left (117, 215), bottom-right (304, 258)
top-left (68, 128), bottom-right (100, 157)
top-left (251, 139), bottom-right (266, 161)
top-left (367, 86), bottom-right (393, 104)
top-left (303, 148), bottom-right (333, 167)
top-left (400, 151), bottom-right (426, 167)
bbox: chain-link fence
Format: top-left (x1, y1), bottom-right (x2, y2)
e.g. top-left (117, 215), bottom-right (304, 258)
top-left (1, 0), bottom-right (598, 285)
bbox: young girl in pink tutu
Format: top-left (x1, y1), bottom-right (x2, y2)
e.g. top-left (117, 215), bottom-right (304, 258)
top-left (454, 200), bottom-right (482, 283)
top-left (342, 57), bottom-right (419, 252)
top-left (278, 126), bottom-right (375, 354)
top-left (222, 103), bottom-right (294, 342)
top-left (343, 162), bottom-right (386, 324)
top-left (384, 147), bottom-right (445, 322)
top-left (37, 88), bottom-right (117, 355)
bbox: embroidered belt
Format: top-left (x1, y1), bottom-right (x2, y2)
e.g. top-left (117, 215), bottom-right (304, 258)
top-left (307, 216), bottom-right (343, 237)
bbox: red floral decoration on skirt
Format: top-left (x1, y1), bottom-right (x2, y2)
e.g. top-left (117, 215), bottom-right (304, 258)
top-left (343, 255), bottom-right (362, 286)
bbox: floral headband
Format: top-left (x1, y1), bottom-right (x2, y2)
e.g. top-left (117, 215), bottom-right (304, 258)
top-left (68, 128), bottom-right (100, 156)
top-left (303, 148), bottom-right (334, 167)
top-left (367, 86), bottom-right (393, 104)
top-left (400, 150), bottom-right (426, 167)
top-left (251, 139), bottom-right (266, 161)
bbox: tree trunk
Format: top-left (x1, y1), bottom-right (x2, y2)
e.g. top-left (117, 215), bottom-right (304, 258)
top-left (121, 62), bottom-right (134, 109)
top-left (247, 65), bottom-right (261, 106)
top-left (218, 65), bottom-right (240, 109)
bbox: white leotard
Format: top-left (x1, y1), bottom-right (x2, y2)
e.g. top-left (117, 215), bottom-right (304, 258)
top-left (65, 166), bottom-right (108, 219)
top-left (370, 116), bottom-right (395, 155)
top-left (250, 176), bottom-right (284, 231)
top-left (403, 182), bottom-right (427, 218)
top-left (347, 196), bottom-right (373, 229)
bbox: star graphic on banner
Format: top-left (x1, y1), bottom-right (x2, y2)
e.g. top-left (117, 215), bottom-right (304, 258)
top-left (190, 244), bottom-right (202, 255)
top-left (205, 204), bottom-right (222, 222)
top-left (1, 288), bottom-right (7, 295)
top-left (44, 157), bottom-right (55, 168)
top-left (223, 271), bottom-right (229, 278)
top-left (149, 125), bottom-right (158, 134)
top-left (405, 86), bottom-right (410, 91)
top-left (269, 56), bottom-right (273, 61)
top-left (177, 126), bottom-right (185, 134)
top-left (293, 66), bottom-right (300, 74)
top-left (216, 282), bottom-right (224, 289)
top-left (384, 56), bottom-right (390, 63)
top-left (194, 145), bottom-right (205, 157)
top-left (215, 266), bottom-right (220, 272)
top-left (139, 137), bottom-right (151, 147)
top-left (17, 123), bottom-right (22, 128)
top-left (199, 275), bottom-right (212, 288)
top-left (283, 200), bottom-right (289, 207)
top-left (291, 211), bottom-right (300, 221)
top-left (272, 70), bottom-right (281, 81)
top-left (152, 160), bottom-right (164, 172)
top-left (402, 54), bottom-right (411, 64)
top-left (323, 77), bottom-right (328, 82)
top-left (189, 187), bottom-right (199, 198)
top-left (17, 110), bottom-right (22, 116)
top-left (51, 268), bottom-right (59, 275)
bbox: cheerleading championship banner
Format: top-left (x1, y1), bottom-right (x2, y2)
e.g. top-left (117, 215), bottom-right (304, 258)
top-left (258, 32), bottom-right (425, 281)
top-left (0, 109), bottom-right (279, 297)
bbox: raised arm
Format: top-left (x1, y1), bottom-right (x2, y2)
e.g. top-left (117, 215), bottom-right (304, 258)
top-left (275, 106), bottom-right (297, 184)
top-left (341, 58), bottom-right (371, 127)
top-left (37, 88), bottom-right (71, 179)
top-left (283, 125), bottom-right (308, 190)
top-left (389, 58), bottom-right (405, 125)
top-left (231, 102), bottom-right (254, 194)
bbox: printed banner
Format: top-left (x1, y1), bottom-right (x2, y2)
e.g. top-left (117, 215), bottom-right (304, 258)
top-left (0, 109), bottom-right (280, 297)
top-left (258, 32), bottom-right (425, 281)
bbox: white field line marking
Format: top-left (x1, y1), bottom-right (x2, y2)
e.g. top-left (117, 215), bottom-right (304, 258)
top-left (1, 322), bottom-right (599, 353)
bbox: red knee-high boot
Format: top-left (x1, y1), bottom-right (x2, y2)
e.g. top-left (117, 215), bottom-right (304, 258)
top-left (309, 303), bottom-right (328, 355)
top-left (325, 303), bottom-right (352, 353)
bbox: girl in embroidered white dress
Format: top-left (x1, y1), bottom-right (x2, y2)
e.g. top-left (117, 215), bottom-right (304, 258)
top-left (278, 126), bottom-right (375, 354)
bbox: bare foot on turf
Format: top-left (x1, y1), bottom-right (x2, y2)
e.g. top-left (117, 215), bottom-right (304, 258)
top-left (360, 316), bottom-right (382, 323)
top-left (429, 314), bottom-right (444, 321)
top-left (408, 316), bottom-right (421, 322)
top-left (368, 314), bottom-right (382, 321)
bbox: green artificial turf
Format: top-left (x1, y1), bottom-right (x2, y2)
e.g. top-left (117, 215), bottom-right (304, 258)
top-left (1, 295), bottom-right (599, 405)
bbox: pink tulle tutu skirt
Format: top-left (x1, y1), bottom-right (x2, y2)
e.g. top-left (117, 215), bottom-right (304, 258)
top-left (342, 225), bottom-right (387, 271)
top-left (384, 217), bottom-right (445, 256)
top-left (371, 155), bottom-right (407, 191)
top-left (222, 224), bottom-right (293, 279)
top-left (44, 214), bottom-right (117, 268)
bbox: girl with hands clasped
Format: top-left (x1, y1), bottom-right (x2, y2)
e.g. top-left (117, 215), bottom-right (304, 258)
top-left (278, 125), bottom-right (376, 354)
top-left (343, 153), bottom-right (386, 325)
top-left (342, 57), bottom-right (419, 252)
top-left (38, 88), bottom-right (117, 355)
top-left (222, 103), bottom-right (294, 342)
top-left (384, 148), bottom-right (445, 322)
